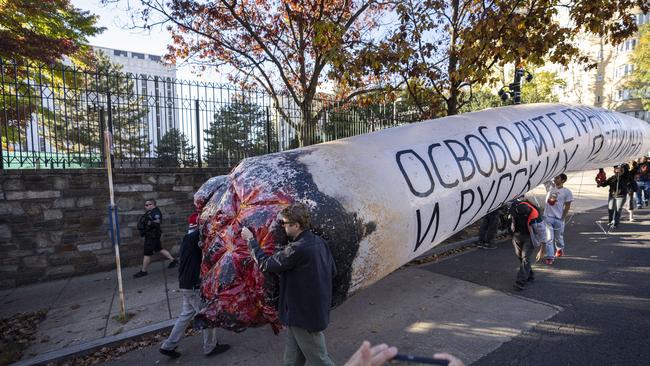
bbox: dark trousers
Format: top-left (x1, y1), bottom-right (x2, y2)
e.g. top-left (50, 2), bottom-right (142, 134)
top-left (479, 211), bottom-right (500, 243)
top-left (512, 233), bottom-right (534, 284)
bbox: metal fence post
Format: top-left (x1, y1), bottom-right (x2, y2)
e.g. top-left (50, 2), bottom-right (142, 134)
top-left (106, 89), bottom-right (115, 168)
top-left (266, 106), bottom-right (271, 154)
top-left (99, 106), bottom-right (106, 167)
top-left (195, 99), bottom-right (201, 167)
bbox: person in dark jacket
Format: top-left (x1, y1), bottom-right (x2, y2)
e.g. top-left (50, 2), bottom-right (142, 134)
top-left (623, 160), bottom-right (639, 222)
top-left (597, 165), bottom-right (630, 229)
top-left (134, 199), bottom-right (177, 278)
top-left (634, 156), bottom-right (650, 208)
top-left (159, 213), bottom-right (230, 358)
top-left (242, 203), bottom-right (337, 366)
top-left (508, 197), bottom-right (542, 290)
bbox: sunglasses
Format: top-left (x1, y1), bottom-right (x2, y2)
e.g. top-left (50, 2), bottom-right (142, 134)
top-left (278, 219), bottom-right (295, 226)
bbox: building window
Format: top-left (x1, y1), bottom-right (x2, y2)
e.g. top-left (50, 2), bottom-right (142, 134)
top-left (597, 73), bottom-right (603, 81)
top-left (637, 13), bottom-right (649, 26)
top-left (596, 96), bottom-right (602, 103)
top-left (617, 89), bottom-right (637, 101)
top-left (114, 50), bottom-right (128, 57)
top-left (597, 50), bottom-right (603, 61)
top-left (131, 52), bottom-right (145, 60)
top-left (616, 64), bottom-right (636, 78)
top-left (618, 39), bottom-right (638, 53)
top-left (140, 75), bottom-right (148, 97)
top-left (149, 55), bottom-right (161, 62)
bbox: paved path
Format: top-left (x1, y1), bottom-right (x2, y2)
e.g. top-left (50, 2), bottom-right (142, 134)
top-left (5, 168), bottom-right (647, 365)
top-left (102, 169), bottom-right (650, 365)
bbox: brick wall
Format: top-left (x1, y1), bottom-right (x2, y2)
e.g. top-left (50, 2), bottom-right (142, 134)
top-left (0, 168), bottom-right (227, 289)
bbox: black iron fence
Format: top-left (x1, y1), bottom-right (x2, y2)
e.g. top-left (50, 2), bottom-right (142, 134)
top-left (1, 59), bottom-right (419, 170)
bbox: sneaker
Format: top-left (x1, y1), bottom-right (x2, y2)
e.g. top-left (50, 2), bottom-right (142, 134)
top-left (544, 258), bottom-right (554, 265)
top-left (475, 241), bottom-right (485, 248)
top-left (206, 343), bottom-right (230, 357)
top-left (555, 249), bottom-right (563, 257)
top-left (513, 281), bottom-right (525, 291)
top-left (527, 274), bottom-right (535, 282)
top-left (168, 259), bottom-right (179, 269)
top-left (637, 205), bottom-right (642, 210)
top-left (478, 242), bottom-right (497, 250)
top-left (133, 270), bottom-right (148, 278)
top-left (159, 348), bottom-right (181, 358)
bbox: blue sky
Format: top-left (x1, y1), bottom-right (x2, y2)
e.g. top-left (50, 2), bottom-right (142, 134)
top-left (71, 0), bottom-right (227, 82)
top-left (72, 0), bottom-right (169, 55)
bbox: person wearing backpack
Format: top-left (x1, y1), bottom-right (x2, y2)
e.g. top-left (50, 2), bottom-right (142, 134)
top-left (508, 196), bottom-right (543, 291)
top-left (134, 199), bottom-right (178, 278)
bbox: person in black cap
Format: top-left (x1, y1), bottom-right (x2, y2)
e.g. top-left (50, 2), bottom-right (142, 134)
top-left (134, 199), bottom-right (177, 278)
top-left (159, 213), bottom-right (230, 358)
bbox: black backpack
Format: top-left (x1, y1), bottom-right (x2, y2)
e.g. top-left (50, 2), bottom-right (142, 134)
top-left (137, 214), bottom-right (148, 237)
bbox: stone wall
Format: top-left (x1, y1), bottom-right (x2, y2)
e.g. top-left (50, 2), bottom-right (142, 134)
top-left (0, 168), bottom-right (227, 289)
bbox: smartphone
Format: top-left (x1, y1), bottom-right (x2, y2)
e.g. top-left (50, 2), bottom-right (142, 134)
top-left (388, 353), bottom-right (450, 365)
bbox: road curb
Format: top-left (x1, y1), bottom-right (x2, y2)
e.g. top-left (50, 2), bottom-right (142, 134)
top-left (13, 319), bottom-right (176, 366)
top-left (13, 235), bottom-right (488, 365)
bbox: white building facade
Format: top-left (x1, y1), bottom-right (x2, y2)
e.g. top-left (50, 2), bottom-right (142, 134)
top-left (93, 46), bottom-right (179, 151)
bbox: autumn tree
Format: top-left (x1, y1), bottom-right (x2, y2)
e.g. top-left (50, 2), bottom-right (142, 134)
top-left (0, 0), bottom-right (102, 147)
top-left (521, 70), bottom-right (566, 104)
top-left (120, 0), bottom-right (397, 146)
top-left (390, 0), bottom-right (649, 117)
top-left (628, 23), bottom-right (650, 111)
top-left (459, 69), bottom-right (566, 113)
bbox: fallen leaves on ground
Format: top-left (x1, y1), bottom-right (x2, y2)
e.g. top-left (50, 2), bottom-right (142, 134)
top-left (0, 310), bottom-right (48, 366)
top-left (48, 327), bottom-right (199, 366)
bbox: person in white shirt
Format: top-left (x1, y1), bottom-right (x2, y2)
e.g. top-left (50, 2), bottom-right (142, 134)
top-left (543, 174), bottom-right (573, 263)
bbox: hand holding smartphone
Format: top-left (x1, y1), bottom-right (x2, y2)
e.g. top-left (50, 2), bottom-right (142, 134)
top-left (389, 354), bottom-right (450, 365)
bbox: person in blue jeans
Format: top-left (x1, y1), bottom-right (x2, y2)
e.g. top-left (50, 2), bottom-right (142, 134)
top-left (159, 213), bottom-right (230, 358)
top-left (598, 165), bottom-right (630, 229)
top-left (543, 174), bottom-right (573, 264)
top-left (634, 157), bottom-right (650, 208)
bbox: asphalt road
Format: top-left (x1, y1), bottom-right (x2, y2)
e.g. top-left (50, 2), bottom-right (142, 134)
top-left (422, 206), bottom-right (650, 365)
top-left (97, 200), bottom-right (650, 366)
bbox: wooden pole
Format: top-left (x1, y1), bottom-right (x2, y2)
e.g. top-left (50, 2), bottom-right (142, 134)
top-left (104, 129), bottom-right (126, 318)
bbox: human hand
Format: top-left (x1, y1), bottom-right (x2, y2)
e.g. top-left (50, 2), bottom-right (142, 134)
top-left (344, 341), bottom-right (398, 366)
top-left (433, 353), bottom-right (465, 366)
top-left (241, 227), bottom-right (254, 241)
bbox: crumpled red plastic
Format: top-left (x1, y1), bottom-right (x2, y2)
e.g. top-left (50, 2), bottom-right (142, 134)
top-left (193, 172), bottom-right (293, 334)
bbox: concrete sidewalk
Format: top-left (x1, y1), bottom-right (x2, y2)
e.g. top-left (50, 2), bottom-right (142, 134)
top-left (0, 260), bottom-right (182, 364)
top-left (0, 169), bottom-right (609, 365)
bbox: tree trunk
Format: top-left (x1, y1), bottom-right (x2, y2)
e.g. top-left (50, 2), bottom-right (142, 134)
top-left (300, 101), bottom-right (314, 147)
